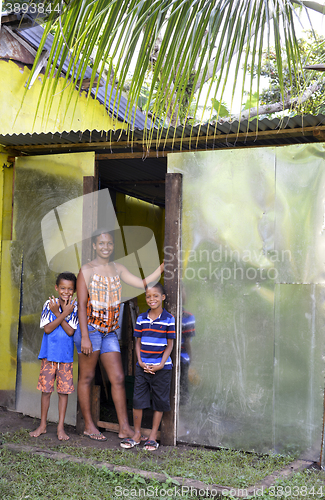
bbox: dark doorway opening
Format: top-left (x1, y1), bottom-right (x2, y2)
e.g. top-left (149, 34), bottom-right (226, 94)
top-left (96, 156), bottom-right (167, 431)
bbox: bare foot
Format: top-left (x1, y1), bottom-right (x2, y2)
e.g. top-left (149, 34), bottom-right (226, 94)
top-left (29, 426), bottom-right (47, 438)
top-left (118, 425), bottom-right (135, 440)
top-left (57, 429), bottom-right (70, 441)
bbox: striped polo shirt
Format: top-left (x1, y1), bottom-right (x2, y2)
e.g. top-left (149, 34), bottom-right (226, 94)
top-left (134, 309), bottom-right (176, 370)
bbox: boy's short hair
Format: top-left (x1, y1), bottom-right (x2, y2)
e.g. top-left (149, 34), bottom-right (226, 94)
top-left (56, 272), bottom-right (77, 291)
top-left (91, 228), bottom-right (114, 245)
top-left (146, 282), bottom-right (166, 296)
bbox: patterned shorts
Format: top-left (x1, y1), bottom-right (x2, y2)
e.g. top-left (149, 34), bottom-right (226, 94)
top-left (37, 359), bottom-right (74, 394)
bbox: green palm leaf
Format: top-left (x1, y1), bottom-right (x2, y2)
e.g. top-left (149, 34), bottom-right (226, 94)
top-left (23, 0), bottom-right (322, 146)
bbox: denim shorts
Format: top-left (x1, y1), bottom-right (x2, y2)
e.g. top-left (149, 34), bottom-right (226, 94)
top-left (74, 325), bottom-right (120, 355)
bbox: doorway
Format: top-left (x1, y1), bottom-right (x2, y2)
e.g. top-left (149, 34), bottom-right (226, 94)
top-left (92, 156), bottom-right (167, 434)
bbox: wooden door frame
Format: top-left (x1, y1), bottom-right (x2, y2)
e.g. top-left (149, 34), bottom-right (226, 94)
top-left (161, 173), bottom-right (182, 446)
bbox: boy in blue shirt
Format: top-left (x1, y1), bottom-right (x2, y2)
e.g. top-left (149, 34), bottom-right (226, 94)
top-left (29, 272), bottom-right (78, 441)
top-left (120, 283), bottom-right (175, 451)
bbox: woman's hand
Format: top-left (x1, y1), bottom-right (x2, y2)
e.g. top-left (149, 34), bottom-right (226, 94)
top-left (81, 336), bottom-right (93, 356)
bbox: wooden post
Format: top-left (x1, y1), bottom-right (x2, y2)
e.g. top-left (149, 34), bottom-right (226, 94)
top-left (82, 176), bottom-right (97, 265)
top-left (161, 173), bottom-right (182, 446)
top-left (76, 175), bottom-right (98, 433)
top-left (318, 386), bottom-right (325, 466)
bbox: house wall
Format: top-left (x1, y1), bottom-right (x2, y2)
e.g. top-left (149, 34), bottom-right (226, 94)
top-left (0, 57), bottom-right (127, 412)
top-left (0, 59), bottom-right (124, 135)
top-left (0, 151), bottom-right (22, 407)
top-left (169, 144), bottom-right (325, 459)
top-left (11, 152), bottom-right (95, 424)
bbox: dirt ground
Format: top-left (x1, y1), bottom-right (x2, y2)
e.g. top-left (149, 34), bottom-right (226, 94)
top-left (0, 405), bottom-right (176, 454)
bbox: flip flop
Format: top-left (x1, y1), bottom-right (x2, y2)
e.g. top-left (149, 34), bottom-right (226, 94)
top-left (83, 432), bottom-right (107, 441)
top-left (120, 437), bottom-right (141, 449)
top-left (143, 439), bottom-right (159, 451)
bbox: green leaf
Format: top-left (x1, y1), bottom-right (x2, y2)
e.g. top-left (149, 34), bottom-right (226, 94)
top-left (19, 0), bottom-right (319, 145)
top-left (210, 98), bottom-right (230, 117)
top-left (243, 92), bottom-right (259, 110)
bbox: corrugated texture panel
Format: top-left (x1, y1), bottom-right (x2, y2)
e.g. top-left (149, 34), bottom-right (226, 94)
top-left (1, 114), bottom-right (325, 149)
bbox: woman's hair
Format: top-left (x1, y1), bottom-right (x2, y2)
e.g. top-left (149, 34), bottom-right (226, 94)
top-left (56, 272), bottom-right (77, 291)
top-left (91, 228), bottom-right (114, 245)
top-left (145, 282), bottom-right (166, 296)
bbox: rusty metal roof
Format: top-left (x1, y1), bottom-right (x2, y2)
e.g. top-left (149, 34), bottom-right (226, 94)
top-left (1, 114), bottom-right (325, 152)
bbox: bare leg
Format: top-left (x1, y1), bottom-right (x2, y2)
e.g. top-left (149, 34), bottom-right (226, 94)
top-left (132, 408), bottom-right (143, 443)
top-left (100, 351), bottom-right (134, 439)
top-left (57, 393), bottom-right (69, 441)
top-left (77, 350), bottom-right (103, 437)
top-left (144, 410), bottom-right (163, 450)
top-left (29, 392), bottom-right (51, 437)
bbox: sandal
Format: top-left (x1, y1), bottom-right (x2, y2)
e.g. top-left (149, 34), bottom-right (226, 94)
top-left (143, 439), bottom-right (159, 451)
top-left (83, 432), bottom-right (107, 441)
top-left (120, 437), bottom-right (141, 449)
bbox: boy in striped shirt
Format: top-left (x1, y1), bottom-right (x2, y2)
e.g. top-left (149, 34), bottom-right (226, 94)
top-left (120, 283), bottom-right (175, 451)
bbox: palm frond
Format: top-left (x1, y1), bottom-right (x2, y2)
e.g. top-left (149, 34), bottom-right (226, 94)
top-left (24, 0), bottom-right (320, 146)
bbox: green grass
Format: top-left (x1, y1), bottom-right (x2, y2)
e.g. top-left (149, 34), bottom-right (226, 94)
top-left (0, 448), bottom-right (173, 500)
top-left (255, 469), bottom-right (325, 499)
top-left (52, 445), bottom-right (295, 488)
top-left (1, 429), bottom-right (325, 499)
top-left (1, 428), bottom-right (296, 488)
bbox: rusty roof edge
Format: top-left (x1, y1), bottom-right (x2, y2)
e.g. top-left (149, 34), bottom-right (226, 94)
top-left (1, 115), bottom-right (325, 152)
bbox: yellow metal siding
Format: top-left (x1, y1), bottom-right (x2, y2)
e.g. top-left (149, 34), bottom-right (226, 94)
top-left (0, 60), bottom-right (125, 135)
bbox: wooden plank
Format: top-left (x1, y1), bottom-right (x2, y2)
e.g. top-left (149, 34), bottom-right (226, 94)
top-left (161, 173), bottom-right (182, 446)
top-left (91, 385), bottom-right (101, 427)
top-left (97, 152), bottom-right (170, 160)
top-left (102, 180), bottom-right (165, 185)
top-left (313, 129), bottom-right (325, 141)
top-left (82, 176), bottom-right (97, 265)
top-left (97, 421), bottom-right (160, 440)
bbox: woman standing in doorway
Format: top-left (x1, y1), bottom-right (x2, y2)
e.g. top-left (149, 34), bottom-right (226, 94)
top-left (75, 228), bottom-right (164, 441)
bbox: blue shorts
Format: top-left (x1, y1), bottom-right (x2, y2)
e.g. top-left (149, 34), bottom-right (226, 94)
top-left (74, 325), bottom-right (120, 355)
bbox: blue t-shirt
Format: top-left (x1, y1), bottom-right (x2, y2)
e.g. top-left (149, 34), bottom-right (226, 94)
top-left (134, 308), bottom-right (175, 370)
top-left (38, 299), bottom-right (78, 363)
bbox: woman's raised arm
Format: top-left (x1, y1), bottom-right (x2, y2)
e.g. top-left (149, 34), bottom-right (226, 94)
top-left (118, 262), bottom-right (164, 289)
